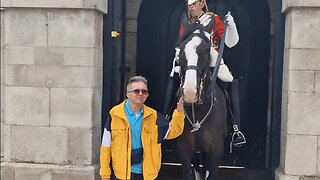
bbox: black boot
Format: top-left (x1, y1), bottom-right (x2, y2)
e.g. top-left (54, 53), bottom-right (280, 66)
top-left (229, 79), bottom-right (246, 148)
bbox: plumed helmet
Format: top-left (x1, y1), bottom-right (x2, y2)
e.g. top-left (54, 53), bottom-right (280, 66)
top-left (186, 0), bottom-right (208, 12)
top-left (187, 0), bottom-right (198, 5)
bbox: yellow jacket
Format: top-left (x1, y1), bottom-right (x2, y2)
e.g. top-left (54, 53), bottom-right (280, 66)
top-left (100, 100), bottom-right (185, 180)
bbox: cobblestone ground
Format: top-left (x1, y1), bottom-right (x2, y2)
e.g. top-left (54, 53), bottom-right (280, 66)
top-left (158, 165), bottom-right (268, 180)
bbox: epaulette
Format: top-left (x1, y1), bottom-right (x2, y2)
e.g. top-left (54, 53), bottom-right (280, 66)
top-left (204, 12), bottom-right (216, 17)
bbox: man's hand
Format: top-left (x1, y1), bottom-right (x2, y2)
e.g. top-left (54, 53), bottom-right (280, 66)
top-left (101, 178), bottom-right (110, 180)
top-left (176, 97), bottom-right (184, 112)
top-left (225, 12), bottom-right (235, 26)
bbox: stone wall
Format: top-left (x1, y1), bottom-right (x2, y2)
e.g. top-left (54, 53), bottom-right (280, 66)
top-left (0, 0), bottom-right (107, 179)
top-left (276, 0), bottom-right (320, 179)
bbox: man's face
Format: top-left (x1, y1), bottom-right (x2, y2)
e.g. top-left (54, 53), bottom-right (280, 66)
top-left (126, 82), bottom-right (149, 106)
top-left (187, 0), bottom-right (204, 18)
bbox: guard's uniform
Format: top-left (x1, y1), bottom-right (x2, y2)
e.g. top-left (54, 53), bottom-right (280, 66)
top-left (172, 12), bottom-right (239, 82)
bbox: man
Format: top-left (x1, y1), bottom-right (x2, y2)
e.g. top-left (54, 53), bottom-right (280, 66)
top-left (100, 76), bottom-right (185, 180)
top-left (169, 0), bottom-right (246, 147)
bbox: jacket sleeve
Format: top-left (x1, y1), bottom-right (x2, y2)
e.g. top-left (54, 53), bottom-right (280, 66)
top-left (213, 15), bottom-right (225, 39)
top-left (165, 109), bottom-right (185, 140)
top-left (100, 115), bottom-right (112, 179)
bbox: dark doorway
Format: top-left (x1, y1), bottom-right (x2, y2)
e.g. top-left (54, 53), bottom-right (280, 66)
top-left (136, 0), bottom-right (270, 169)
top-left (102, 0), bottom-right (284, 179)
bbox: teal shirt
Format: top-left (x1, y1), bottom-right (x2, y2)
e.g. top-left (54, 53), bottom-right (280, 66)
top-left (124, 99), bottom-right (144, 174)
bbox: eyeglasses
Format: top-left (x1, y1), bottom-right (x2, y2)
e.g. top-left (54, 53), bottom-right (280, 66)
top-left (129, 89), bottom-right (149, 95)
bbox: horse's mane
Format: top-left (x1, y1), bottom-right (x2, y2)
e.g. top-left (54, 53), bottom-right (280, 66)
top-left (175, 22), bottom-right (210, 47)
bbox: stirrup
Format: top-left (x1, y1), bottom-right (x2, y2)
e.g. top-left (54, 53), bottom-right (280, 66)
top-left (229, 125), bottom-right (246, 153)
top-left (231, 131), bottom-right (246, 148)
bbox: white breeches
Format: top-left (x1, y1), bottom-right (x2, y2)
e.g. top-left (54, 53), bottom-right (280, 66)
top-left (210, 47), bottom-right (233, 82)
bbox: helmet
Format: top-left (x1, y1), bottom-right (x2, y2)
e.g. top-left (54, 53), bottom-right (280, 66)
top-left (186, 0), bottom-right (208, 12)
top-left (187, 0), bottom-right (198, 5)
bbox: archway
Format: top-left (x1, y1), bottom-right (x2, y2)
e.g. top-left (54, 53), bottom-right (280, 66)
top-left (137, 0), bottom-right (271, 168)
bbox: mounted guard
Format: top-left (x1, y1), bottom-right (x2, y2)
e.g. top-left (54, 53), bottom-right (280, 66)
top-left (168, 0), bottom-right (246, 148)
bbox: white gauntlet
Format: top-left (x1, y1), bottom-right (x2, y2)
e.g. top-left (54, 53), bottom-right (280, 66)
top-left (225, 12), bottom-right (239, 48)
top-left (170, 47), bottom-right (181, 77)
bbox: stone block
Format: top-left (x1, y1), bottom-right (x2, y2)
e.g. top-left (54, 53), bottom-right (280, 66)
top-left (83, 0), bottom-right (107, 13)
top-left (318, 137), bottom-right (320, 174)
top-left (70, 67), bottom-right (98, 87)
top-left (4, 9), bottom-right (47, 46)
top-left (5, 65), bottom-right (71, 87)
top-left (288, 49), bottom-right (320, 71)
top-left (284, 13), bottom-right (292, 50)
top-left (0, 0), bottom-right (10, 7)
top-left (64, 48), bottom-right (95, 66)
top-left (5, 86), bottom-right (49, 126)
top-left (34, 47), bottom-right (64, 65)
top-left (287, 92), bottom-right (320, 135)
top-left (47, 10), bottom-right (99, 48)
top-left (11, 126), bottom-right (68, 163)
top-left (4, 46), bottom-right (34, 64)
top-left (127, 19), bottom-right (137, 33)
top-left (284, 135), bottom-right (317, 176)
top-left (91, 124), bottom-right (101, 164)
top-left (279, 130), bottom-right (286, 170)
top-left (316, 72), bottom-right (320, 93)
top-left (3, 124), bottom-right (12, 161)
top-left (0, 164), bottom-right (15, 180)
top-left (275, 168), bottom-right (299, 180)
top-left (288, 70), bottom-right (315, 92)
top-left (15, 166), bottom-right (52, 180)
top-left (288, 9), bottom-right (320, 49)
top-left (126, 0), bottom-right (141, 19)
top-left (1, 122), bottom-right (4, 158)
top-left (94, 48), bottom-right (103, 67)
top-left (67, 128), bottom-right (92, 165)
top-left (51, 164), bottom-right (97, 180)
top-left (281, 90), bottom-right (288, 133)
top-left (300, 177), bottom-right (320, 180)
top-left (1, 162), bottom-right (98, 180)
top-left (50, 88), bottom-right (92, 128)
top-left (1, 0), bottom-right (107, 13)
top-left (92, 88), bottom-right (102, 129)
top-left (52, 173), bottom-right (93, 180)
top-left (126, 33), bottom-right (137, 66)
top-left (93, 14), bottom-right (103, 49)
top-left (11, 0), bottom-right (83, 8)
top-left (283, 0), bottom-right (320, 12)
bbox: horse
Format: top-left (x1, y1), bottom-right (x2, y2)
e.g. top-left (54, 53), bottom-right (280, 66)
top-left (175, 22), bottom-right (228, 180)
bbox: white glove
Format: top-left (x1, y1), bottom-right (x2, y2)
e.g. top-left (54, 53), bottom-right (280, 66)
top-left (225, 12), bottom-right (235, 26)
top-left (174, 47), bottom-right (180, 61)
top-left (170, 47), bottom-right (181, 77)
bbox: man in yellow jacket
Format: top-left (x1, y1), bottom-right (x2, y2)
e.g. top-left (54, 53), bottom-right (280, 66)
top-left (100, 76), bottom-right (185, 180)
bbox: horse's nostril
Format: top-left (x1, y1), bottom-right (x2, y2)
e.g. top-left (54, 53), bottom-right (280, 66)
top-left (183, 88), bottom-right (197, 103)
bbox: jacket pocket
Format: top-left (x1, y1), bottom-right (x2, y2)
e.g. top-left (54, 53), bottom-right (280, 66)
top-left (111, 124), bottom-right (127, 171)
top-left (144, 125), bottom-right (158, 143)
top-left (143, 125), bottom-right (161, 174)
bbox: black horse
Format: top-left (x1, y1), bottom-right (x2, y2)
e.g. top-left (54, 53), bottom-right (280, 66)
top-left (176, 22), bottom-right (228, 180)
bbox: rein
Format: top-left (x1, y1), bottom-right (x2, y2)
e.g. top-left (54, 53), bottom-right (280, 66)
top-left (205, 21), bottom-right (227, 98)
top-left (184, 89), bottom-right (215, 133)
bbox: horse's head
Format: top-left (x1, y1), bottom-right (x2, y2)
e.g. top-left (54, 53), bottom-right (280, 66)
top-left (178, 23), bottom-right (211, 103)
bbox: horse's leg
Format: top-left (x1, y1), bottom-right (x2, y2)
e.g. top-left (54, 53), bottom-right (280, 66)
top-left (205, 142), bottom-right (225, 180)
top-left (176, 133), bottom-right (195, 180)
top-left (192, 151), bottom-right (203, 180)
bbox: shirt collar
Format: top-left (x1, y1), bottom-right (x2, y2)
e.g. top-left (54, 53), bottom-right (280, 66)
top-left (125, 99), bottom-right (144, 116)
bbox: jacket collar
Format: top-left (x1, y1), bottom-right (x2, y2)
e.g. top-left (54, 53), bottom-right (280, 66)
top-left (113, 100), bottom-right (154, 121)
